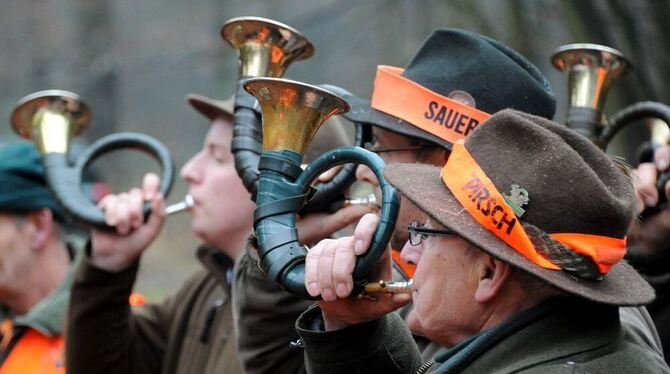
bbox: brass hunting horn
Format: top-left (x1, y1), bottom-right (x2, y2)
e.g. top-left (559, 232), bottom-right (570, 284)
top-left (246, 77), bottom-right (399, 298)
top-left (552, 44), bottom-right (670, 203)
top-left (11, 90), bottom-right (175, 229)
top-left (222, 16), bottom-right (370, 211)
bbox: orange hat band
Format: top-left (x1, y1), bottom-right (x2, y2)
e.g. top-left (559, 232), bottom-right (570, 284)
top-left (370, 66), bottom-right (492, 145)
top-left (441, 141), bottom-right (626, 274)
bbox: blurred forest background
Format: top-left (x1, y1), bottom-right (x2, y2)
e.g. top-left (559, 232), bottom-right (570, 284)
top-left (0, 0), bottom-right (668, 299)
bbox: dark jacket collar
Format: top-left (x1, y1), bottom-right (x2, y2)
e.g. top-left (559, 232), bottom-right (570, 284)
top-left (196, 245), bottom-right (235, 289)
top-left (433, 297), bottom-right (621, 373)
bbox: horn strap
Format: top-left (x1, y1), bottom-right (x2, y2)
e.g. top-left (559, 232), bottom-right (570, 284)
top-left (441, 141), bottom-right (626, 278)
top-left (370, 66), bottom-right (492, 145)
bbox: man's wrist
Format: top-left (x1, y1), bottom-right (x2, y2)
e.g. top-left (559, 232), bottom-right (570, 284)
top-left (86, 242), bottom-right (138, 272)
top-left (322, 313), bottom-right (352, 331)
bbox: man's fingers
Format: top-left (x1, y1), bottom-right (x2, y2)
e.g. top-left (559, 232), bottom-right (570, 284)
top-left (143, 173), bottom-right (161, 200)
top-left (654, 146), bottom-right (670, 172)
top-left (128, 188), bottom-right (144, 229)
top-left (316, 165), bottom-right (343, 183)
top-left (101, 195), bottom-right (119, 226)
top-left (143, 193), bottom-right (166, 233)
top-left (353, 213), bottom-right (380, 255)
top-left (635, 163), bottom-right (659, 207)
top-left (305, 240), bottom-right (326, 297)
top-left (332, 237), bottom-right (355, 298)
top-left (317, 240), bottom-right (338, 302)
top-left (115, 193), bottom-right (131, 235)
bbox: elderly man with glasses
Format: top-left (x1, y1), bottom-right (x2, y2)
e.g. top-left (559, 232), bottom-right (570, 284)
top-left (298, 109), bottom-right (670, 373)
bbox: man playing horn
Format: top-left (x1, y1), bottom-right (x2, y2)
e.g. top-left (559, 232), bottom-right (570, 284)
top-left (299, 109), bottom-right (669, 373)
top-left (64, 88), bottom-right (366, 373)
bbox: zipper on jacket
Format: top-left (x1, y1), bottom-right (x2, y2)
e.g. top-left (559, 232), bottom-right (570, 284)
top-left (415, 359), bottom-right (436, 374)
top-left (199, 298), bottom-right (224, 344)
top-left (289, 338), bottom-right (305, 351)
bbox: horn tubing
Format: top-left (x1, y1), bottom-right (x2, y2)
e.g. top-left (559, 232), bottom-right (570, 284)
top-left (254, 146), bottom-right (399, 298)
top-left (296, 147), bottom-right (399, 282)
top-left (232, 79), bottom-right (263, 200)
top-left (566, 107), bottom-right (602, 145)
top-left (44, 132), bottom-right (174, 230)
top-left (300, 122), bottom-right (372, 213)
top-left (600, 101), bottom-right (670, 147)
top-left (602, 101), bottom-right (670, 206)
top-left (231, 78), bottom-right (371, 210)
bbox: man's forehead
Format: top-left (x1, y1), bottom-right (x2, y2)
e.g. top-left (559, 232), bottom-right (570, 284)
top-left (0, 212), bottom-right (22, 228)
top-left (205, 141), bottom-right (229, 152)
top-left (373, 127), bottom-right (414, 144)
top-left (204, 123), bottom-right (232, 146)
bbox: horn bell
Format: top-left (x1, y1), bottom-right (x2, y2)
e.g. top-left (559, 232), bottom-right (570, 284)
top-left (10, 90), bottom-right (91, 154)
top-left (552, 43), bottom-right (631, 113)
top-left (222, 17), bottom-right (314, 78)
top-left (243, 77), bottom-right (350, 155)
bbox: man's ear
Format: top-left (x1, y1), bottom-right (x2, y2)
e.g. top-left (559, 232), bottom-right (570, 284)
top-left (474, 254), bottom-right (513, 303)
top-left (26, 208), bottom-right (54, 251)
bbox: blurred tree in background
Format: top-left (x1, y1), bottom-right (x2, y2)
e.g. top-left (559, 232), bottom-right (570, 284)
top-left (0, 0), bottom-right (667, 298)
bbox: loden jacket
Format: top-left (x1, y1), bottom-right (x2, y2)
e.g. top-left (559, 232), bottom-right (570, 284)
top-left (66, 245), bottom-right (242, 374)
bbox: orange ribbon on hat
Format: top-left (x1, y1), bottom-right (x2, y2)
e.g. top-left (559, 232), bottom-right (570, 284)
top-left (441, 141), bottom-right (626, 274)
top-left (370, 66), bottom-right (492, 145)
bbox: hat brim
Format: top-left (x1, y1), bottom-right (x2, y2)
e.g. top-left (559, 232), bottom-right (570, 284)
top-left (384, 163), bottom-right (655, 306)
top-left (340, 92), bottom-right (453, 150)
top-left (186, 93), bottom-right (233, 122)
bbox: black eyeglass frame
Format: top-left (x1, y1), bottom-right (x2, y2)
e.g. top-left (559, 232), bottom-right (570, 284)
top-left (407, 220), bottom-right (457, 246)
top-left (363, 141), bottom-right (425, 154)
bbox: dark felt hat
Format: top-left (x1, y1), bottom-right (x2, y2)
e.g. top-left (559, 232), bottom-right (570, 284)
top-left (186, 93), bottom-right (234, 121)
top-left (384, 109), bottom-right (653, 306)
top-left (0, 142), bottom-right (65, 221)
top-left (339, 28), bottom-right (556, 149)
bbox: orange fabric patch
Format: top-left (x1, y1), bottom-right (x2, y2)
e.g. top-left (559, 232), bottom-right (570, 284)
top-left (129, 292), bottom-right (146, 307)
top-left (550, 233), bottom-right (626, 273)
top-left (0, 329), bottom-right (65, 374)
top-left (441, 141), bottom-right (626, 274)
top-left (370, 66), bottom-right (492, 145)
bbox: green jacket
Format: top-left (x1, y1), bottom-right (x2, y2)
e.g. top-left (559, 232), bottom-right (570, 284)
top-left (296, 297), bottom-right (670, 374)
top-left (66, 246), bottom-right (242, 374)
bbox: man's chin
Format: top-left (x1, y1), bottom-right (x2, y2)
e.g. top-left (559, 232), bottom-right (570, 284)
top-left (405, 312), bottom-right (424, 336)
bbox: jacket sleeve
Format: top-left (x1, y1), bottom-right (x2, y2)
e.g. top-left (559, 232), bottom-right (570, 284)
top-left (295, 305), bottom-right (423, 374)
top-left (232, 241), bottom-right (313, 374)
top-left (65, 252), bottom-right (181, 374)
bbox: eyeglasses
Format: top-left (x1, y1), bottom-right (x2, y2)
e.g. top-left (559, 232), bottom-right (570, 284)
top-left (363, 141), bottom-right (423, 154)
top-left (407, 220), bottom-right (457, 246)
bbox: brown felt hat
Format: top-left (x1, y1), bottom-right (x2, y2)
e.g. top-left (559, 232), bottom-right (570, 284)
top-left (384, 109), bottom-right (654, 306)
top-left (186, 93), bottom-right (234, 121)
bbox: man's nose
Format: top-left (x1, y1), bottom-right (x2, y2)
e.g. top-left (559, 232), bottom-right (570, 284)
top-left (180, 151), bottom-right (203, 183)
top-left (399, 240), bottom-right (423, 266)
